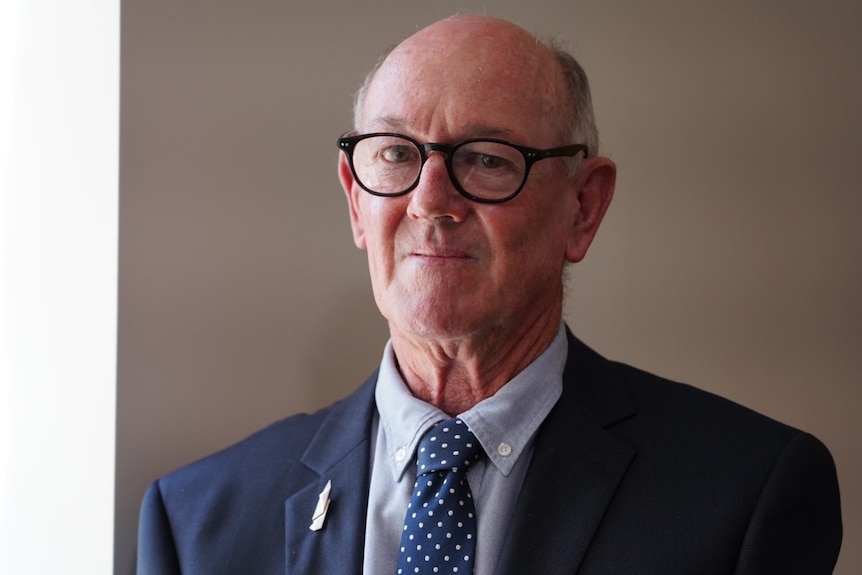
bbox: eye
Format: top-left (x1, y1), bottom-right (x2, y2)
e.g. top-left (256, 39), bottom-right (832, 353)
top-left (380, 144), bottom-right (418, 163)
top-left (455, 142), bottom-right (523, 174)
top-left (458, 151), bottom-right (510, 169)
top-left (458, 150), bottom-right (519, 173)
top-left (477, 154), bottom-right (508, 169)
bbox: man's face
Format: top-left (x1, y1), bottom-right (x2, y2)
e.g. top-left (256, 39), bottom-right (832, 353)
top-left (340, 18), bottom-right (608, 343)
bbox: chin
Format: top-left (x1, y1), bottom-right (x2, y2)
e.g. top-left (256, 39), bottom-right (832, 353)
top-left (396, 306), bottom-right (496, 343)
top-left (381, 285), bottom-right (499, 340)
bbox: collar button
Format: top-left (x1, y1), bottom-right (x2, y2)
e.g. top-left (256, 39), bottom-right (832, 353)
top-left (395, 447), bottom-right (407, 462)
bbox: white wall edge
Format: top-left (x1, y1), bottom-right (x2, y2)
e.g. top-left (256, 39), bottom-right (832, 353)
top-left (0, 1), bottom-right (119, 573)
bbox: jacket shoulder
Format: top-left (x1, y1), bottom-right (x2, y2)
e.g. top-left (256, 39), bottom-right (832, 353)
top-left (137, 374), bottom-right (378, 574)
top-left (566, 330), bottom-right (801, 443)
top-left (158, 373), bottom-right (377, 494)
top-left (560, 335), bottom-right (841, 572)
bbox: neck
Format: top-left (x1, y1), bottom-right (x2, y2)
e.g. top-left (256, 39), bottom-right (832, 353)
top-left (390, 312), bottom-right (561, 415)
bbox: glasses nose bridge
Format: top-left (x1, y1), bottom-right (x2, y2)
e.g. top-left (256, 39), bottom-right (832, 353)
top-left (411, 141), bottom-right (461, 195)
top-left (416, 141), bottom-right (456, 176)
top-left (420, 141), bottom-right (455, 162)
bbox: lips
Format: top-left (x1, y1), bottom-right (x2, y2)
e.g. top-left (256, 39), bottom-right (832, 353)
top-left (409, 243), bottom-right (475, 260)
top-left (411, 248), bottom-right (472, 259)
top-left (403, 230), bottom-right (480, 262)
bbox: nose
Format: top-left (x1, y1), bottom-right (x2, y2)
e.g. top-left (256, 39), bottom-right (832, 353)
top-left (406, 151), bottom-right (469, 222)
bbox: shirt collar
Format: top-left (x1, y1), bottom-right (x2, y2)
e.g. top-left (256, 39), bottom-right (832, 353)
top-left (375, 322), bottom-right (567, 481)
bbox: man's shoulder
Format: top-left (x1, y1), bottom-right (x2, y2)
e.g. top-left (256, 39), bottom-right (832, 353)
top-left (592, 357), bottom-right (836, 481)
top-left (174, 410), bottom-right (324, 479)
top-left (548, 338), bottom-right (841, 573)
top-left (613, 359), bottom-right (798, 437)
top-left (155, 372), bottom-right (378, 499)
top-left (150, 409), bottom-right (320, 513)
top-left (560, 332), bottom-right (832, 484)
top-left (567, 332), bottom-right (800, 439)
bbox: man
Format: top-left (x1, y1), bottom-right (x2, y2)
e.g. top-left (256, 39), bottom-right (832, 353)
top-left (137, 15), bottom-right (842, 574)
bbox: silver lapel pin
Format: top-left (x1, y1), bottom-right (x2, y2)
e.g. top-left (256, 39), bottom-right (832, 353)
top-left (309, 479), bottom-right (332, 531)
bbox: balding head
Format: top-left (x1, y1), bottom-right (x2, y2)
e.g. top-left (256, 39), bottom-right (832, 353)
top-left (353, 15), bottom-right (598, 158)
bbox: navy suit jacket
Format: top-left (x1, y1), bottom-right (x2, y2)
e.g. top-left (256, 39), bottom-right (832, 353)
top-left (138, 331), bottom-right (842, 574)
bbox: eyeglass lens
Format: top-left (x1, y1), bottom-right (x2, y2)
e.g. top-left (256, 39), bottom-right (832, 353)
top-left (351, 135), bottom-right (527, 201)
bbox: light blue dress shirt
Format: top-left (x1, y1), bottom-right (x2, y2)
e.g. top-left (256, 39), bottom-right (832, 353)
top-left (362, 323), bottom-right (567, 575)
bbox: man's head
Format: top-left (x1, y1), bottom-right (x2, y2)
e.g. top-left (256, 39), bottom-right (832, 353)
top-left (338, 15), bottom-right (615, 345)
top-left (352, 23), bottom-right (600, 170)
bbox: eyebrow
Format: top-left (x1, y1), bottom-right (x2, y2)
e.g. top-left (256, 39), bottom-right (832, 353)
top-left (367, 116), bottom-right (521, 142)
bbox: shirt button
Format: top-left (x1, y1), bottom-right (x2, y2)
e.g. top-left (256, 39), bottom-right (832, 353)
top-left (395, 447), bottom-right (407, 462)
top-left (497, 443), bottom-right (512, 457)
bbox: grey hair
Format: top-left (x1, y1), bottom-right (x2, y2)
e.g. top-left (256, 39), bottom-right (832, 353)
top-left (352, 42), bottom-right (399, 130)
top-left (351, 35), bottom-right (600, 175)
top-left (548, 41), bottom-right (600, 171)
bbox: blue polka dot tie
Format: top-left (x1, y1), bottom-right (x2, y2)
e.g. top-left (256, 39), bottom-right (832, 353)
top-left (396, 418), bottom-right (484, 575)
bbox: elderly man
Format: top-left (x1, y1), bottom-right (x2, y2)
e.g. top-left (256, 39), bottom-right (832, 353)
top-left (137, 15), bottom-right (842, 575)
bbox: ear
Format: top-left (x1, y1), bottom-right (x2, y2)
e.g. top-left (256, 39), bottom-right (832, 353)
top-left (338, 153), bottom-right (367, 250)
top-left (565, 156), bottom-right (616, 263)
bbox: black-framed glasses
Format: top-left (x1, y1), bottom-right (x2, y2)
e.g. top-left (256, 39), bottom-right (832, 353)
top-left (337, 132), bottom-right (588, 204)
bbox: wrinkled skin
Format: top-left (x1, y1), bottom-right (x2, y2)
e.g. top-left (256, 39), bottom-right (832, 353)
top-left (339, 15), bottom-right (616, 414)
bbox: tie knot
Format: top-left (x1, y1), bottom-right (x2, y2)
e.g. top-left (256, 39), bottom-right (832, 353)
top-left (416, 418), bottom-right (483, 475)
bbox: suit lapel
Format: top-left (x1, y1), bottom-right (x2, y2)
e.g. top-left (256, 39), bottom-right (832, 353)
top-left (495, 332), bottom-right (637, 575)
top-left (283, 332), bottom-right (637, 575)
top-left (284, 375), bottom-right (377, 575)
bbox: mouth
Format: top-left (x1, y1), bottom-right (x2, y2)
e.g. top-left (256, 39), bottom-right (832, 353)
top-left (404, 229), bottom-right (479, 264)
top-left (412, 249), bottom-right (472, 259)
top-left (409, 245), bottom-right (475, 263)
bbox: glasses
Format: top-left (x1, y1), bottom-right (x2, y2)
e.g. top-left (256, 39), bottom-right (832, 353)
top-left (337, 132), bottom-right (588, 204)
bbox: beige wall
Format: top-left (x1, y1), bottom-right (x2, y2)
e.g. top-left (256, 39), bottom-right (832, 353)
top-left (117, 1), bottom-right (862, 573)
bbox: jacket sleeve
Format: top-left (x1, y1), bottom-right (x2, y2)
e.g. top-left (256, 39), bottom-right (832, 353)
top-left (137, 480), bottom-right (182, 575)
top-left (734, 432), bottom-right (842, 575)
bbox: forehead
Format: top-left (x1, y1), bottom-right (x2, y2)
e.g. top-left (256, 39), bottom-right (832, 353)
top-left (361, 19), bottom-right (566, 145)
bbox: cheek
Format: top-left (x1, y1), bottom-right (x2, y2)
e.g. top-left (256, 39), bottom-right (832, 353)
top-left (360, 196), bottom-right (410, 272)
top-left (490, 204), bottom-right (571, 278)
top-left (360, 196), bottom-right (400, 241)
